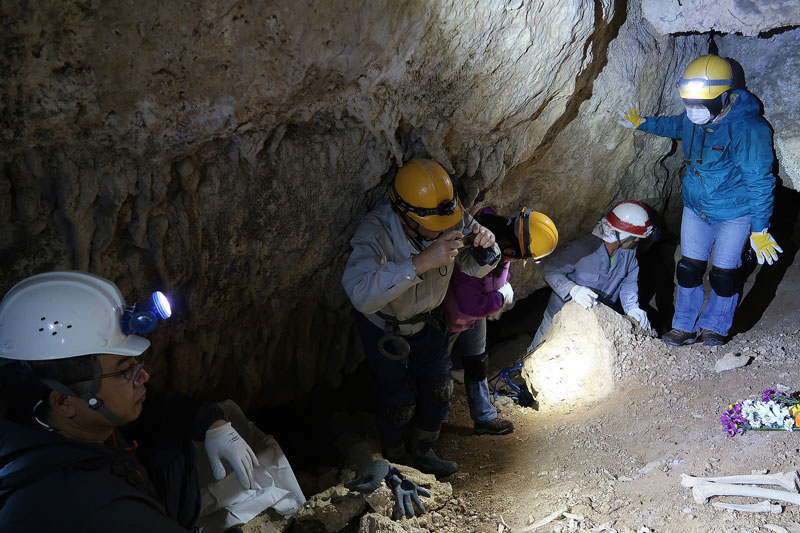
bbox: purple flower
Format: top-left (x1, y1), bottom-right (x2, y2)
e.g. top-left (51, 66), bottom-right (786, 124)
top-left (763, 388), bottom-right (777, 402)
top-left (720, 404), bottom-right (746, 437)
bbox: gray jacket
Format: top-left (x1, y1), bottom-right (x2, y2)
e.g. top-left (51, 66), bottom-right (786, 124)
top-left (542, 232), bottom-right (640, 317)
top-left (342, 201), bottom-right (499, 335)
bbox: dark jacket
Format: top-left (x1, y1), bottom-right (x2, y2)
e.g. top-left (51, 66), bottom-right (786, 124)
top-left (0, 386), bottom-right (223, 532)
top-left (638, 89), bottom-right (775, 231)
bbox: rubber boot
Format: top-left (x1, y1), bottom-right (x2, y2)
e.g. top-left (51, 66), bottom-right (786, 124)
top-left (382, 441), bottom-right (408, 465)
top-left (409, 426), bottom-right (457, 477)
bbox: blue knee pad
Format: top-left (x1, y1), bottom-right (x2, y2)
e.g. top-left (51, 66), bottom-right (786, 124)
top-left (709, 266), bottom-right (737, 297)
top-left (676, 257), bottom-right (706, 288)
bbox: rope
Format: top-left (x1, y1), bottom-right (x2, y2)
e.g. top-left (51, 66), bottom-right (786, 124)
top-left (490, 362), bottom-right (524, 402)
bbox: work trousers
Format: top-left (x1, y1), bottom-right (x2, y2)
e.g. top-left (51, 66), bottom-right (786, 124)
top-left (447, 319), bottom-right (497, 423)
top-left (673, 207), bottom-right (750, 335)
top-left (356, 313), bottom-right (452, 447)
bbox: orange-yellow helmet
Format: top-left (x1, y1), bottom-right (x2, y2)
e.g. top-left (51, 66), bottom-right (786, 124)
top-left (515, 208), bottom-right (558, 260)
top-left (676, 55), bottom-right (733, 100)
top-left (388, 159), bottom-right (463, 231)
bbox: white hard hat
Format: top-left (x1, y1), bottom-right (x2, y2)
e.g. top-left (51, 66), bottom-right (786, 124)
top-left (0, 271), bottom-right (150, 361)
top-left (600, 200), bottom-right (653, 242)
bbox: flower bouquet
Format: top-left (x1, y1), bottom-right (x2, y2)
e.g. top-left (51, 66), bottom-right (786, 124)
top-left (720, 388), bottom-right (800, 436)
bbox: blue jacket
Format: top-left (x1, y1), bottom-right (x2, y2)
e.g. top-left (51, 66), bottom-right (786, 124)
top-left (638, 89), bottom-right (775, 231)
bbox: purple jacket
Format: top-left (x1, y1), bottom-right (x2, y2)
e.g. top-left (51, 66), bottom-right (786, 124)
top-left (443, 208), bottom-right (511, 332)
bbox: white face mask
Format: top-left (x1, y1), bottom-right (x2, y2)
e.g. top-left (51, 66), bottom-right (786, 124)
top-left (686, 106), bottom-right (713, 124)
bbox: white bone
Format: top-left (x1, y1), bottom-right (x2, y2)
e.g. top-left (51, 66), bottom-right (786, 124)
top-left (712, 500), bottom-right (782, 513)
top-left (511, 507), bottom-right (567, 532)
top-left (691, 481), bottom-right (800, 506)
top-left (681, 472), bottom-right (800, 491)
top-left (764, 525), bottom-right (788, 533)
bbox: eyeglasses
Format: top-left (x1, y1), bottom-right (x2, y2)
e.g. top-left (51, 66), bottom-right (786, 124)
top-left (100, 358), bottom-right (147, 385)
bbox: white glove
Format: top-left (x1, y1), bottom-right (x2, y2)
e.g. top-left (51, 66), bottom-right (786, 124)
top-left (569, 284), bottom-right (598, 309)
top-left (497, 282), bottom-right (514, 305)
top-left (626, 307), bottom-right (650, 331)
top-left (205, 421), bottom-right (260, 490)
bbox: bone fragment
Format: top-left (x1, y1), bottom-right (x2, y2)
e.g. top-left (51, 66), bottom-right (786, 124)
top-left (692, 481), bottom-right (800, 506)
top-left (681, 472), bottom-right (800, 492)
top-left (764, 525), bottom-right (788, 533)
top-left (511, 507), bottom-right (568, 532)
top-left (712, 500), bottom-right (782, 513)
top-left (593, 521), bottom-right (618, 532)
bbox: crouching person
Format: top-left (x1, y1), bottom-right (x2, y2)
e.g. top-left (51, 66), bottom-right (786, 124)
top-left (529, 201), bottom-right (654, 350)
top-left (0, 271), bottom-right (298, 532)
top-left (444, 207), bottom-right (558, 435)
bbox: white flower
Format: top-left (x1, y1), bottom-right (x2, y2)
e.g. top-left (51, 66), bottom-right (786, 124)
top-left (783, 418), bottom-right (795, 431)
top-left (762, 412), bottom-right (778, 427)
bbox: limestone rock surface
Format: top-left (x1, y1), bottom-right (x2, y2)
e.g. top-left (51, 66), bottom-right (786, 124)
top-left (521, 302), bottom-right (637, 411)
top-left (642, 0), bottom-right (800, 37)
top-left (1, 0), bottom-right (798, 406)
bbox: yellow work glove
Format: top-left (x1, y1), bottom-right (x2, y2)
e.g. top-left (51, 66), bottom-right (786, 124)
top-left (750, 229), bottom-right (783, 265)
top-left (617, 102), bottom-right (646, 129)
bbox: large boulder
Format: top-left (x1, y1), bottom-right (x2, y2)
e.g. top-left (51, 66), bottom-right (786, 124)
top-left (521, 302), bottom-right (637, 411)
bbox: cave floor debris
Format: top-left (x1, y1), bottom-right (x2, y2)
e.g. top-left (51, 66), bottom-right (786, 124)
top-left (434, 299), bottom-right (800, 533)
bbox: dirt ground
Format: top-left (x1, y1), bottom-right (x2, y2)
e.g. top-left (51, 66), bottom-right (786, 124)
top-left (423, 257), bottom-right (800, 533)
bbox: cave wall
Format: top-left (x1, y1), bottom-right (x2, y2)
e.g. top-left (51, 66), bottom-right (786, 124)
top-left (1, 0), bottom-right (796, 408)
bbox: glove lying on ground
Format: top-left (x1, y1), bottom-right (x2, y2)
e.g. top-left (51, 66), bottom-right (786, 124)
top-left (569, 284), bottom-right (598, 309)
top-left (617, 102), bottom-right (646, 129)
top-left (750, 229), bottom-right (783, 265)
top-left (344, 459), bottom-right (390, 494)
top-left (385, 468), bottom-right (430, 519)
top-left (205, 422), bottom-right (260, 490)
top-left (626, 307), bottom-right (650, 331)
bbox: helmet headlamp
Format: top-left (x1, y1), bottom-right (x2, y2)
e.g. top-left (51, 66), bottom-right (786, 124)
top-left (120, 291), bottom-right (172, 335)
top-left (389, 181), bottom-right (458, 217)
top-left (676, 78), bottom-right (732, 90)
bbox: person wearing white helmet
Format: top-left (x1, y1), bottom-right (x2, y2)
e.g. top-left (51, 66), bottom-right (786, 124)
top-left (0, 271), bottom-right (259, 532)
top-left (528, 201), bottom-right (654, 351)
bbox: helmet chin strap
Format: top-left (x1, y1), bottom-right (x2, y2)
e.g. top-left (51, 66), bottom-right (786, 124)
top-left (38, 358), bottom-right (128, 428)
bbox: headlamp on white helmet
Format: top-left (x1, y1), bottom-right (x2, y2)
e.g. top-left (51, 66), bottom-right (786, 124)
top-left (0, 271), bottom-right (172, 362)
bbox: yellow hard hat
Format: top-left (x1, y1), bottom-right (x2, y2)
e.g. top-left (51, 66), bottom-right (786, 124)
top-left (676, 54), bottom-right (732, 100)
top-left (515, 208), bottom-right (558, 260)
top-left (388, 159), bottom-right (463, 231)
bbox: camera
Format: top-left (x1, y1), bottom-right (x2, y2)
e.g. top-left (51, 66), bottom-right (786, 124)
top-left (460, 232), bottom-right (497, 267)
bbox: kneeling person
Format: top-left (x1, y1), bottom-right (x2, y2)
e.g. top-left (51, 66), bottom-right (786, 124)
top-left (529, 201), bottom-right (653, 350)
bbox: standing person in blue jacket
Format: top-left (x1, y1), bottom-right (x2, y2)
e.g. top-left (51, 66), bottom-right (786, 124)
top-left (618, 54), bottom-right (783, 347)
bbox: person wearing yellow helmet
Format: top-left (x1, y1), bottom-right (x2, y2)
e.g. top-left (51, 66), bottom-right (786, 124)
top-left (342, 158), bottom-right (501, 478)
top-left (618, 54), bottom-right (780, 347)
top-left (528, 201), bottom-right (655, 352)
top-left (443, 206), bottom-right (557, 436)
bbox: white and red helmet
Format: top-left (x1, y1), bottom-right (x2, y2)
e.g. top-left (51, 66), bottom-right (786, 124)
top-left (599, 201), bottom-right (653, 243)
